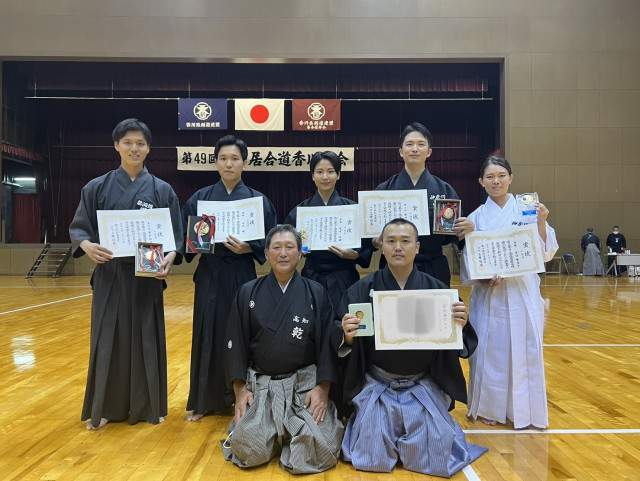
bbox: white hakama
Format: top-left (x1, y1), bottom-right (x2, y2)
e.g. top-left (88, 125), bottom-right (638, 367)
top-left (461, 195), bottom-right (558, 429)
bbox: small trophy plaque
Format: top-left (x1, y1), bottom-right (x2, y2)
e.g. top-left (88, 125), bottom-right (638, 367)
top-left (433, 199), bottom-right (461, 235)
top-left (515, 193), bottom-right (539, 224)
top-left (135, 242), bottom-right (164, 277)
top-left (186, 215), bottom-right (216, 254)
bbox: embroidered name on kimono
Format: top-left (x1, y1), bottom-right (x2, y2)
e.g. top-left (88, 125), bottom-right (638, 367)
top-left (430, 194), bottom-right (446, 201)
top-left (291, 315), bottom-right (309, 339)
top-left (136, 199), bottom-right (154, 209)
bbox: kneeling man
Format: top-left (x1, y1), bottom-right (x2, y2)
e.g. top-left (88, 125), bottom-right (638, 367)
top-left (336, 218), bottom-right (487, 477)
top-left (223, 224), bottom-right (343, 474)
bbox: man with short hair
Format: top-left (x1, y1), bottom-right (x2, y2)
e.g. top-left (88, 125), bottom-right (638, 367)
top-left (335, 218), bottom-right (486, 477)
top-left (606, 225), bottom-right (627, 274)
top-left (69, 118), bottom-right (184, 430)
top-left (223, 224), bottom-right (343, 474)
top-left (181, 135), bottom-right (277, 420)
top-left (371, 123), bottom-right (474, 286)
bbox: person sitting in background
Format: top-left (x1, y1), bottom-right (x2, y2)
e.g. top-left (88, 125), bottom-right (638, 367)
top-left (606, 226), bottom-right (627, 275)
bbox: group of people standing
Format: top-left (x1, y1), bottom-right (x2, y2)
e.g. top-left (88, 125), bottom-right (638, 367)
top-left (69, 118), bottom-right (557, 477)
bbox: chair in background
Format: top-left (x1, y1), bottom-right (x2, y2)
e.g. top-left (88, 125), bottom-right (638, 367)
top-left (562, 253), bottom-right (580, 275)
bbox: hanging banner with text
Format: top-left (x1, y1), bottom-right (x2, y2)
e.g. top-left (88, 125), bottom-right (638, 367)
top-left (292, 99), bottom-right (341, 131)
top-left (178, 98), bottom-right (228, 130)
top-left (177, 146), bottom-right (355, 172)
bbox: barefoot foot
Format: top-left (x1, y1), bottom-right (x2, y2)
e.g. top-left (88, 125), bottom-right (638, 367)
top-left (86, 418), bottom-right (109, 430)
top-left (479, 417), bottom-right (498, 426)
top-left (186, 411), bottom-right (204, 422)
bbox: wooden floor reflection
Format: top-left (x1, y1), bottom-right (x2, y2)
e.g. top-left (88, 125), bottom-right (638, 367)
top-left (0, 273), bottom-right (639, 480)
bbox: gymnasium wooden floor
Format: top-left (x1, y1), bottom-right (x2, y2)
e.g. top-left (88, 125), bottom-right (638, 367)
top-left (1, 273), bottom-right (639, 481)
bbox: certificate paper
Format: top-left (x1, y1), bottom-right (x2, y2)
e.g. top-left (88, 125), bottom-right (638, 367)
top-left (465, 223), bottom-right (545, 279)
top-left (97, 208), bottom-right (176, 257)
top-left (295, 204), bottom-right (360, 250)
top-left (372, 289), bottom-right (462, 350)
top-left (358, 190), bottom-right (430, 238)
top-left (197, 197), bottom-right (265, 242)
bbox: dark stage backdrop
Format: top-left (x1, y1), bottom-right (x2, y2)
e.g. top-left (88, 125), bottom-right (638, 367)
top-left (7, 61), bottom-right (499, 242)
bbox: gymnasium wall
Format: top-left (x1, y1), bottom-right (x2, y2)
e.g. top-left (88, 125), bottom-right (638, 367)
top-left (1, 0), bottom-right (640, 260)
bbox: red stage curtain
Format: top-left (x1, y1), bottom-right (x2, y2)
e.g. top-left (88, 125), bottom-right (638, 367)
top-left (12, 194), bottom-right (41, 243)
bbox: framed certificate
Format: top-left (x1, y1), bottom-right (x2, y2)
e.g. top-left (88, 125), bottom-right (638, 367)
top-left (295, 204), bottom-right (360, 251)
top-left (358, 190), bottom-right (430, 238)
top-left (465, 223), bottom-right (545, 279)
top-left (372, 289), bottom-right (462, 350)
top-left (197, 197), bottom-right (265, 242)
top-left (97, 208), bottom-right (176, 258)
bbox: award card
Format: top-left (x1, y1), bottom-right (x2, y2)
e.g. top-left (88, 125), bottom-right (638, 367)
top-left (295, 204), bottom-right (360, 251)
top-left (348, 303), bottom-right (374, 337)
top-left (197, 197), bottom-right (265, 242)
top-left (97, 208), bottom-right (176, 257)
top-left (465, 223), bottom-right (545, 279)
top-left (358, 190), bottom-right (430, 238)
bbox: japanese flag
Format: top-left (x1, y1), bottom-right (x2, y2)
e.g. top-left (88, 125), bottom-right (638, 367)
top-left (234, 98), bottom-right (285, 131)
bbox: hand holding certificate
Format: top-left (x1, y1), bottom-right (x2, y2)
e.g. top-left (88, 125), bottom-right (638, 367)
top-left (465, 223), bottom-right (545, 279)
top-left (197, 197), bottom-right (265, 242)
top-left (358, 190), bottom-right (430, 238)
top-left (295, 204), bottom-right (360, 251)
top-left (97, 208), bottom-right (176, 257)
top-left (372, 289), bottom-right (462, 350)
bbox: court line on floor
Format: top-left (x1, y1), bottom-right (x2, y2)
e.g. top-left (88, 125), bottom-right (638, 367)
top-left (463, 464), bottom-right (481, 481)
top-left (544, 344), bottom-right (640, 347)
top-left (0, 294), bottom-right (92, 315)
top-left (465, 428), bottom-right (640, 434)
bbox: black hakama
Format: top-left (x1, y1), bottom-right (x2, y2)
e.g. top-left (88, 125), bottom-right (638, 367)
top-left (69, 167), bottom-right (184, 427)
top-left (182, 180), bottom-right (277, 413)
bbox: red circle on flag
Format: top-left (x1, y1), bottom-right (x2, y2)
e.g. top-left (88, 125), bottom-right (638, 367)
top-left (250, 104), bottom-right (270, 124)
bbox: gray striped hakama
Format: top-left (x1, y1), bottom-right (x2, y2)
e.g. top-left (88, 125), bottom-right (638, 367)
top-left (342, 366), bottom-right (487, 478)
top-left (222, 365), bottom-right (343, 474)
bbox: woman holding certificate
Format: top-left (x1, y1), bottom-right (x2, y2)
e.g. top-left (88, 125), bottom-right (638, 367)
top-left (461, 156), bottom-right (558, 429)
top-left (284, 151), bottom-right (371, 309)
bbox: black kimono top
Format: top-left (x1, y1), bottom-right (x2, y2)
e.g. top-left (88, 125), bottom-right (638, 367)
top-left (283, 190), bottom-right (372, 272)
top-left (69, 166), bottom-right (184, 263)
top-left (334, 266), bottom-right (477, 409)
top-left (226, 271), bottom-right (338, 386)
top-left (181, 179), bottom-right (277, 264)
top-left (376, 167), bottom-right (459, 262)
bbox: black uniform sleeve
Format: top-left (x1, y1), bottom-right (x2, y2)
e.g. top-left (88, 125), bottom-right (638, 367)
top-left (314, 286), bottom-right (338, 385)
top-left (225, 286), bottom-right (251, 386)
top-left (68, 181), bottom-right (100, 258)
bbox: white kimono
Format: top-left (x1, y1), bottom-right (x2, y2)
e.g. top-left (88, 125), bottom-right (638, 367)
top-left (460, 195), bottom-right (558, 429)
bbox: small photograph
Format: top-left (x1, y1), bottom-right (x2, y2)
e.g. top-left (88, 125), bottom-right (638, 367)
top-left (135, 242), bottom-right (164, 277)
top-left (433, 199), bottom-right (461, 235)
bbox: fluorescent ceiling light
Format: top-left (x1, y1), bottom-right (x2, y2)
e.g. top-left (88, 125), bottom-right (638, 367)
top-left (14, 177), bottom-right (36, 181)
